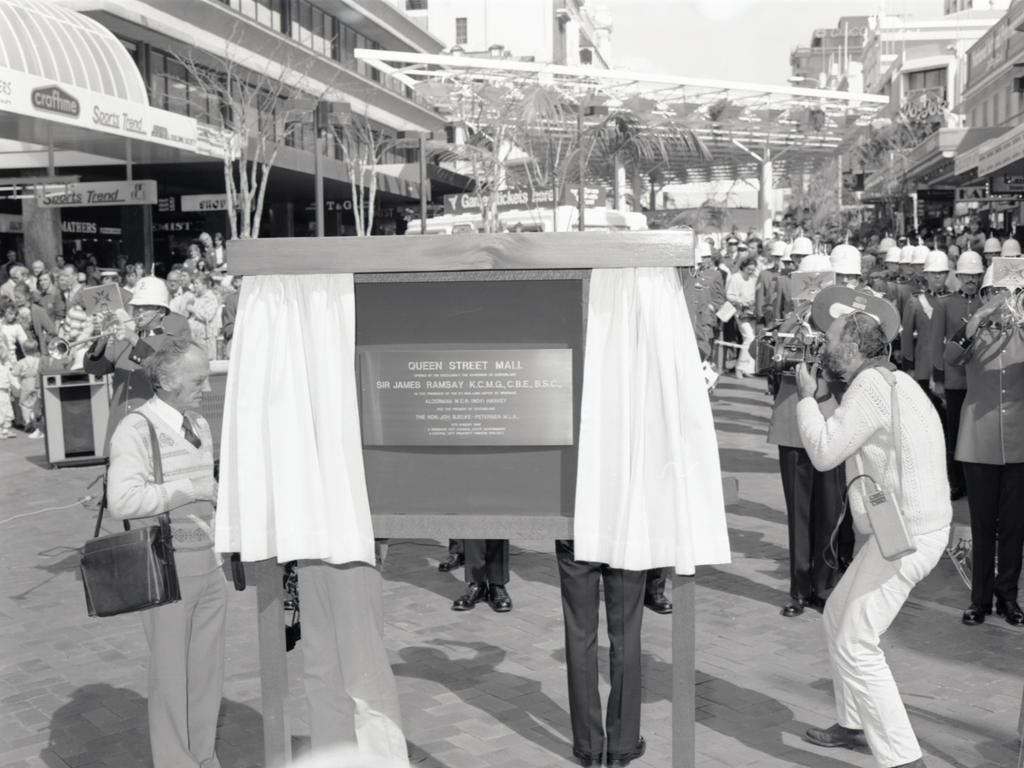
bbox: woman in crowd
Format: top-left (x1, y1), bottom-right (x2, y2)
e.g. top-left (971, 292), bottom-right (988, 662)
top-left (186, 273), bottom-right (221, 360)
top-left (726, 256), bottom-right (758, 378)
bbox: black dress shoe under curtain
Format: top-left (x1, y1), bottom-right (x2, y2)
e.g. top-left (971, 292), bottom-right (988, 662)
top-left (452, 582), bottom-right (488, 611)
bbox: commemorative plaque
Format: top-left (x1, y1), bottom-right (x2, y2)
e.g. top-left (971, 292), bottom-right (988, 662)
top-left (358, 347), bottom-right (573, 446)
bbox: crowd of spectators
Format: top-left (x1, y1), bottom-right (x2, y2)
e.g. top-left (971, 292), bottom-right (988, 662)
top-left (0, 234), bottom-right (240, 439)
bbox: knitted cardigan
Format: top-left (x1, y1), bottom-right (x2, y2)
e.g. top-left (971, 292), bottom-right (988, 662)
top-left (107, 400), bottom-right (218, 576)
top-left (796, 367), bottom-right (952, 537)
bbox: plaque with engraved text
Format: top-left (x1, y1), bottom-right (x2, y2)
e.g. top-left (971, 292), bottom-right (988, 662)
top-left (358, 347), bottom-right (573, 446)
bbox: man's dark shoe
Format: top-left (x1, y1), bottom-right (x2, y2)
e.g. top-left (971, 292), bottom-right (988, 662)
top-left (487, 583), bottom-right (512, 612)
top-left (961, 603), bottom-right (991, 625)
top-left (452, 582), bottom-right (487, 611)
top-left (571, 748), bottom-right (600, 767)
top-left (804, 723), bottom-right (869, 749)
top-left (781, 598), bottom-right (808, 617)
top-left (996, 599), bottom-right (1024, 626)
top-left (644, 592), bottom-right (672, 614)
top-left (950, 486), bottom-right (965, 501)
top-left (437, 553), bottom-right (464, 572)
top-left (606, 737), bottom-right (645, 766)
top-left (807, 595), bottom-right (827, 613)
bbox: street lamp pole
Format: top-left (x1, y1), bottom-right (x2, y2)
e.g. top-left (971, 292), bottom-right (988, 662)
top-left (314, 103), bottom-right (326, 238)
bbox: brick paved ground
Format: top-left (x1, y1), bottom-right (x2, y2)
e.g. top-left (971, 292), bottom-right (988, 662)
top-left (0, 375), bottom-right (1021, 767)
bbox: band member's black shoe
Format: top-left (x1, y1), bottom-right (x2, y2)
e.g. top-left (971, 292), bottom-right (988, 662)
top-left (606, 737), bottom-right (645, 766)
top-left (996, 599), bottom-right (1024, 626)
top-left (804, 723), bottom-right (869, 749)
top-left (452, 582), bottom-right (487, 611)
top-left (950, 486), bottom-right (965, 501)
top-left (961, 603), bottom-right (991, 625)
top-left (571, 748), bottom-right (600, 767)
top-left (487, 584), bottom-right (512, 612)
top-left (644, 592), bottom-right (672, 614)
top-left (437, 553), bottom-right (464, 572)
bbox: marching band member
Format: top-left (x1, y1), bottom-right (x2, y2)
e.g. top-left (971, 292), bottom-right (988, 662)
top-left (84, 276), bottom-right (191, 452)
top-left (901, 251), bottom-right (950, 400)
top-left (946, 287), bottom-right (1024, 627)
top-left (768, 252), bottom-right (852, 617)
top-left (929, 251), bottom-right (985, 500)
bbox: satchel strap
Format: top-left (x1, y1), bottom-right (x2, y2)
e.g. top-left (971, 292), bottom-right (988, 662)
top-left (91, 411), bottom-right (169, 538)
top-left (851, 367), bottom-right (902, 494)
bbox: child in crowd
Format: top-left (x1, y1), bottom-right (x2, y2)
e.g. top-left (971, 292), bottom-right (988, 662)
top-left (0, 300), bottom-right (27, 361)
top-left (0, 342), bottom-right (17, 438)
top-left (12, 339), bottom-right (42, 438)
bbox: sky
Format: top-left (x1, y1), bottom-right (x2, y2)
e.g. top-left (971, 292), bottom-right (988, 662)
top-left (605, 0), bottom-right (943, 86)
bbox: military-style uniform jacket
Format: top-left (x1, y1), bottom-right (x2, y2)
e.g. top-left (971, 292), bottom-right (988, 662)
top-left (929, 291), bottom-right (984, 390)
top-left (83, 311), bottom-right (191, 451)
top-left (900, 290), bottom-right (948, 381)
top-left (946, 319), bottom-right (1024, 465)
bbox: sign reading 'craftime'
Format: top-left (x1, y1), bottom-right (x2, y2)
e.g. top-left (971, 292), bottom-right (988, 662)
top-left (31, 85), bottom-right (80, 117)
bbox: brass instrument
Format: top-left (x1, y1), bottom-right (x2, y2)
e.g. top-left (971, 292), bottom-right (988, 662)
top-left (47, 331), bottom-right (121, 361)
top-left (48, 311), bottom-right (132, 362)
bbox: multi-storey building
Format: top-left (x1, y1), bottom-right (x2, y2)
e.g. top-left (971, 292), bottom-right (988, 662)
top-left (393, 0), bottom-right (612, 67)
top-left (0, 0), bottom-right (469, 266)
top-left (789, 16), bottom-right (869, 90)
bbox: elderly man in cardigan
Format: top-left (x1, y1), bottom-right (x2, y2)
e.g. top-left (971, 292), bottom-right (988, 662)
top-left (107, 338), bottom-right (225, 768)
top-left (796, 312), bottom-right (951, 768)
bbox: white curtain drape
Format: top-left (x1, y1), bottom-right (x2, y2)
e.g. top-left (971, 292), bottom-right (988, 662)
top-left (573, 268), bottom-right (731, 574)
top-left (214, 274), bottom-right (376, 566)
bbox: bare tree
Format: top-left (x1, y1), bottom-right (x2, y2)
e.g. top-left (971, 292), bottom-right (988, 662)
top-left (174, 31), bottom-right (318, 240)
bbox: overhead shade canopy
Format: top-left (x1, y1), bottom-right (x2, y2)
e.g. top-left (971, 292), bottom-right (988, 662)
top-left (0, 0), bottom-right (222, 167)
top-left (353, 49), bottom-right (888, 186)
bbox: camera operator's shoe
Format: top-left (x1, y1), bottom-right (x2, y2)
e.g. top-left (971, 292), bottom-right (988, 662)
top-left (804, 723), bottom-right (869, 749)
top-left (781, 598), bottom-right (808, 617)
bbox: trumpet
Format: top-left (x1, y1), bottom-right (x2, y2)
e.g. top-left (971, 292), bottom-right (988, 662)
top-left (47, 331), bottom-right (121, 361)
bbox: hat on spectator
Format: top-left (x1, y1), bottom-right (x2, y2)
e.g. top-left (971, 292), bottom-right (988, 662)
top-left (955, 251), bottom-right (985, 275)
top-left (726, 236), bottom-right (739, 245)
top-left (923, 251), bottom-right (949, 273)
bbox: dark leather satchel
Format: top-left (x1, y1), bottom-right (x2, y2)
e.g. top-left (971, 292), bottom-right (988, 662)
top-left (81, 415), bottom-right (181, 617)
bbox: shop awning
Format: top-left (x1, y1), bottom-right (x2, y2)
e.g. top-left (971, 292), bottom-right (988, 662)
top-left (0, 0), bottom-right (223, 167)
top-left (904, 127), bottom-right (1008, 187)
top-left (974, 121), bottom-right (1024, 178)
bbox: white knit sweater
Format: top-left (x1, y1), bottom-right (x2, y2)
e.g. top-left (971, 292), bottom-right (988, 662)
top-left (796, 368), bottom-right (952, 537)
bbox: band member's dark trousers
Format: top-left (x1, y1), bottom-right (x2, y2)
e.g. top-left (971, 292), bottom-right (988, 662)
top-left (778, 446), bottom-right (851, 601)
top-left (944, 389), bottom-right (967, 492)
top-left (645, 568), bottom-right (669, 597)
top-left (556, 540), bottom-right (644, 761)
top-left (915, 379), bottom-right (946, 425)
top-left (463, 539), bottom-right (509, 585)
top-left (963, 462), bottom-right (1024, 607)
top-left (447, 539), bottom-right (463, 556)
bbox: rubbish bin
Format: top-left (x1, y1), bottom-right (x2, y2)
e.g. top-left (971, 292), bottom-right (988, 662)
top-left (41, 370), bottom-right (109, 468)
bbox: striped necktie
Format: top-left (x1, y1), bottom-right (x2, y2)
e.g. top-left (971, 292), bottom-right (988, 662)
top-left (182, 417), bottom-right (201, 449)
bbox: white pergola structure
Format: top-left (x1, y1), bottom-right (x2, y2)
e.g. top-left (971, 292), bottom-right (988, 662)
top-left (355, 49), bottom-right (888, 236)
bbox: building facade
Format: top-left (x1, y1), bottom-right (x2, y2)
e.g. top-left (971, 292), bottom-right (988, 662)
top-left (0, 0), bottom-right (470, 266)
top-left (789, 16), bottom-right (869, 90)
top-left (393, 0), bottom-right (612, 67)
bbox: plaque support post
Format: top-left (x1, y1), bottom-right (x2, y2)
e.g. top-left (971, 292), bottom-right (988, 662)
top-left (253, 559), bottom-right (291, 768)
top-left (672, 575), bottom-right (696, 768)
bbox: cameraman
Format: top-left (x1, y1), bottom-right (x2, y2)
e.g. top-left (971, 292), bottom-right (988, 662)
top-left (796, 312), bottom-right (951, 768)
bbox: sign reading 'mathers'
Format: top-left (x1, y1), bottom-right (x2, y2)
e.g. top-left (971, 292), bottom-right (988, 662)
top-left (36, 180), bottom-right (157, 208)
top-left (358, 347), bottom-right (573, 446)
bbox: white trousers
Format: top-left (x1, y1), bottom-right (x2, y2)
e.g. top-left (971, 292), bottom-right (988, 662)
top-left (140, 568), bottom-right (227, 768)
top-left (736, 320), bottom-right (755, 374)
top-left (823, 527), bottom-right (948, 767)
top-left (297, 560), bottom-right (408, 765)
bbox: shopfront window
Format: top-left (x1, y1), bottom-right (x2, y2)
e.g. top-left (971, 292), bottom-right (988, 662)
top-left (222, 0), bottom-right (285, 32)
